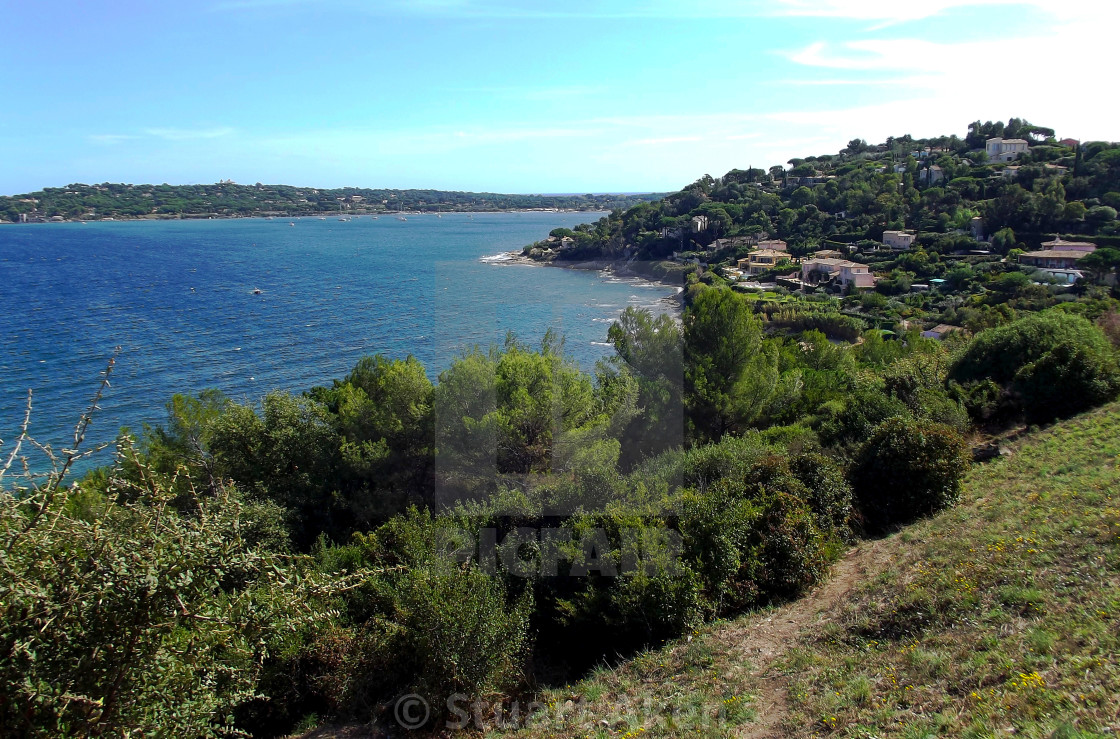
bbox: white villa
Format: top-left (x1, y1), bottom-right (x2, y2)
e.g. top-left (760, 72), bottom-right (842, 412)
top-left (986, 137), bottom-right (1030, 163)
top-left (801, 258), bottom-right (875, 289)
top-left (882, 230), bottom-right (917, 251)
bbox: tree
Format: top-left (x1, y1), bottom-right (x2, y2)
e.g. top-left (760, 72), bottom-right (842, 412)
top-left (845, 138), bottom-right (869, 155)
top-left (607, 307), bottom-right (685, 462)
top-left (434, 333), bottom-right (628, 489)
top-left (1079, 248), bottom-right (1120, 283)
top-left (683, 287), bottom-right (778, 441)
top-left (207, 392), bottom-right (346, 548)
top-left (329, 354), bottom-right (435, 518)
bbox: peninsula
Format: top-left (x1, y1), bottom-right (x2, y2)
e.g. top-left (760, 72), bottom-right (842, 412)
top-left (0, 183), bottom-right (665, 223)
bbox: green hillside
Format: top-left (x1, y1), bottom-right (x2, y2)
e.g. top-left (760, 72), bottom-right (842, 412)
top-left (508, 403), bottom-right (1120, 738)
top-left (525, 119), bottom-right (1120, 265)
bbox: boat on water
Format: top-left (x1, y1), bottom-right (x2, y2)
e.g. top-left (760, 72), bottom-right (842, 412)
top-left (252, 288), bottom-right (262, 295)
top-left (289, 222), bottom-right (295, 226)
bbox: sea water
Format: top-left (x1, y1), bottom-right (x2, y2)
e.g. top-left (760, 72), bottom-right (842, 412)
top-left (0, 212), bottom-right (677, 464)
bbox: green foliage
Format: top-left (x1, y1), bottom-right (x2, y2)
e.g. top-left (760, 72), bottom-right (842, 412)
top-left (434, 332), bottom-right (634, 495)
top-left (208, 391), bottom-right (347, 548)
top-left (683, 287), bottom-right (778, 441)
top-left (0, 442), bottom-right (344, 737)
top-left (336, 512), bottom-right (532, 721)
top-left (788, 452), bottom-right (854, 536)
top-left (949, 311), bottom-right (1120, 422)
top-left (815, 375), bottom-right (911, 451)
top-left (765, 309), bottom-right (866, 342)
top-left (849, 417), bottom-right (971, 531)
top-left (548, 512), bottom-right (705, 649)
top-left (679, 471), bottom-right (829, 615)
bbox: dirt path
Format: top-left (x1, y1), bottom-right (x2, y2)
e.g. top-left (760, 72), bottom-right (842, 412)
top-left (722, 537), bottom-right (895, 738)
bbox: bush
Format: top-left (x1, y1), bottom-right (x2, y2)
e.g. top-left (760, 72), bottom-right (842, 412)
top-left (0, 442), bottom-right (340, 737)
top-left (816, 379), bottom-right (911, 451)
top-left (949, 310), bottom-right (1120, 422)
top-left (789, 452), bottom-right (853, 536)
top-left (679, 473), bottom-right (828, 615)
top-left (849, 417), bottom-right (971, 531)
top-left (321, 510), bottom-right (532, 724)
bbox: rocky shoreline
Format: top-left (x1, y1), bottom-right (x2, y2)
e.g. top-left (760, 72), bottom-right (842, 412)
top-left (491, 251), bottom-right (686, 308)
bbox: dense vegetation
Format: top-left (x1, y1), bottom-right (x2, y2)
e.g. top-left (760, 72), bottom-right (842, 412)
top-left (506, 402), bottom-right (1120, 739)
top-left (3, 119), bottom-right (1120, 737)
top-left (527, 118), bottom-right (1120, 264)
top-left (525, 119), bottom-right (1120, 343)
top-left (0, 183), bottom-right (664, 222)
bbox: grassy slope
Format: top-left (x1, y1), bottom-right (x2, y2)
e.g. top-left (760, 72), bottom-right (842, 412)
top-left (509, 403), bottom-right (1120, 738)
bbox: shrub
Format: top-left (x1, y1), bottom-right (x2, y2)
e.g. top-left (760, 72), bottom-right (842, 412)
top-left (0, 442), bottom-right (341, 737)
top-left (849, 417), bottom-right (971, 531)
top-left (949, 310), bottom-right (1120, 422)
top-left (325, 510), bottom-right (532, 724)
top-left (679, 474), bottom-right (828, 615)
top-left (750, 490), bottom-right (829, 599)
top-left (789, 452), bottom-right (853, 536)
top-left (815, 379), bottom-right (911, 451)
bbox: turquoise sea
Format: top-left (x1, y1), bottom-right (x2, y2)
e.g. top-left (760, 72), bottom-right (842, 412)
top-left (0, 213), bottom-right (678, 466)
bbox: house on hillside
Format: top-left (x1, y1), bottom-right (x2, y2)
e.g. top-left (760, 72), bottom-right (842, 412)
top-left (919, 165), bottom-right (944, 185)
top-left (921, 324), bottom-right (966, 340)
top-left (690, 215), bottom-right (709, 233)
top-left (986, 137), bottom-right (1030, 163)
top-left (756, 239), bottom-right (788, 252)
top-left (1040, 238), bottom-right (1096, 252)
top-left (709, 236), bottom-right (754, 251)
top-left (882, 230), bottom-right (916, 251)
top-left (1018, 249), bottom-right (1091, 270)
top-left (737, 248), bottom-right (791, 276)
top-left (801, 257), bottom-right (875, 288)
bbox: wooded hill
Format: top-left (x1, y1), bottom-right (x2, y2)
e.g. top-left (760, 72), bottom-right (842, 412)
top-left (529, 119), bottom-right (1120, 261)
top-left (0, 183), bottom-right (665, 222)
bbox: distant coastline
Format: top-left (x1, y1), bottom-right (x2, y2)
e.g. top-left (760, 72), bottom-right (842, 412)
top-left (0, 208), bottom-right (610, 225)
top-left (0, 182), bottom-right (666, 225)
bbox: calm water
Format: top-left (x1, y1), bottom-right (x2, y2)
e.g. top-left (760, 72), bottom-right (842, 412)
top-left (0, 213), bottom-right (677, 465)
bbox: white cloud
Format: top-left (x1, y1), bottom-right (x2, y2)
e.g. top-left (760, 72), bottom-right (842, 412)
top-left (778, 7), bottom-right (1119, 144)
top-left (771, 0), bottom-right (1116, 24)
top-left (208, 0), bottom-right (775, 20)
top-left (143, 127), bottom-right (236, 141)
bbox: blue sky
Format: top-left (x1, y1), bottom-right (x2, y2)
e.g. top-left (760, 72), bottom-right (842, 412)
top-left (2, 0), bottom-right (1115, 195)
